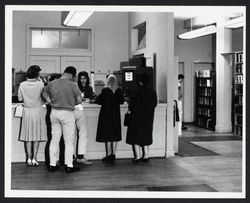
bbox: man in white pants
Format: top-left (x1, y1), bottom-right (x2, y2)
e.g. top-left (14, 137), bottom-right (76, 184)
top-left (43, 66), bottom-right (82, 173)
top-left (74, 103), bottom-right (92, 165)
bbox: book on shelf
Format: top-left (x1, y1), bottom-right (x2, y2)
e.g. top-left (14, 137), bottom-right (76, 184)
top-left (235, 75), bottom-right (243, 84)
top-left (196, 70), bottom-right (211, 77)
top-left (235, 53), bottom-right (243, 63)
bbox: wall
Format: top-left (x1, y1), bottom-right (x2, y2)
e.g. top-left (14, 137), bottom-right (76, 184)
top-left (232, 28), bottom-right (243, 52)
top-left (12, 11), bottom-right (129, 74)
top-left (174, 19), bottom-right (214, 122)
top-left (130, 12), bottom-right (175, 156)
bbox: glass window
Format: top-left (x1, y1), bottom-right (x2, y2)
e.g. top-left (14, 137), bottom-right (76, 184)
top-left (31, 29), bottom-right (59, 48)
top-left (62, 29), bottom-right (91, 49)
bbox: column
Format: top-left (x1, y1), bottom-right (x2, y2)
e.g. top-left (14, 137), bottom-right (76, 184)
top-left (216, 17), bottom-right (232, 132)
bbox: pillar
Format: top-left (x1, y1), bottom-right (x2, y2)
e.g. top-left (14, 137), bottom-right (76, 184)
top-left (216, 17), bottom-right (232, 132)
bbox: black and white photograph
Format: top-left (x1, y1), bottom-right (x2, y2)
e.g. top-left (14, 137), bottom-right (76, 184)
top-left (4, 3), bottom-right (246, 199)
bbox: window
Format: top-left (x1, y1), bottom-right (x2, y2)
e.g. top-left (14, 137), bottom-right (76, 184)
top-left (30, 28), bottom-right (91, 50)
top-left (62, 30), bottom-right (90, 49)
top-left (133, 22), bottom-right (146, 50)
top-left (32, 29), bottom-right (59, 48)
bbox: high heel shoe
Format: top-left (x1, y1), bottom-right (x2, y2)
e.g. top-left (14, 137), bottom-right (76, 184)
top-left (27, 159), bottom-right (32, 166)
top-left (31, 159), bottom-right (39, 166)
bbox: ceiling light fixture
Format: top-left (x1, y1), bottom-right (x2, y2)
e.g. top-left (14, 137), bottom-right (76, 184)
top-left (224, 16), bottom-right (244, 29)
top-left (178, 25), bottom-right (217, 40)
top-left (63, 11), bottom-right (93, 27)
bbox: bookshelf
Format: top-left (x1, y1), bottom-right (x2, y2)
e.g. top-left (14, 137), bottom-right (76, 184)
top-left (232, 52), bottom-right (243, 136)
top-left (195, 70), bottom-right (216, 130)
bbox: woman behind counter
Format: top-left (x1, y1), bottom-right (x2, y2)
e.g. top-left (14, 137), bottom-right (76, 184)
top-left (18, 65), bottom-right (47, 166)
top-left (126, 73), bottom-right (157, 163)
top-left (77, 71), bottom-right (96, 101)
top-left (95, 75), bottom-right (124, 162)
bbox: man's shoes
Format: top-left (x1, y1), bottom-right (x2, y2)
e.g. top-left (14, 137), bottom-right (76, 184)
top-left (132, 158), bottom-right (140, 163)
top-left (48, 165), bottom-right (60, 172)
top-left (76, 158), bottom-right (92, 165)
top-left (65, 165), bottom-right (80, 173)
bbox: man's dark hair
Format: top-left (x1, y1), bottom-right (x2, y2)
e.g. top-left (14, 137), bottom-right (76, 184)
top-left (26, 65), bottom-right (41, 79)
top-left (139, 73), bottom-right (149, 85)
top-left (178, 74), bottom-right (184, 80)
top-left (64, 66), bottom-right (77, 77)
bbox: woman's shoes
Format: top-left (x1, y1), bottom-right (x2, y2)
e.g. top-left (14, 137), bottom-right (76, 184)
top-left (132, 157), bottom-right (150, 163)
top-left (27, 159), bottom-right (32, 166)
top-left (102, 154), bottom-right (116, 162)
top-left (31, 159), bottom-right (39, 166)
top-left (26, 159), bottom-right (39, 166)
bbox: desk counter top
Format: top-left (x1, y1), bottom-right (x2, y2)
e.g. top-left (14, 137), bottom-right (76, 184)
top-left (11, 102), bottom-right (168, 162)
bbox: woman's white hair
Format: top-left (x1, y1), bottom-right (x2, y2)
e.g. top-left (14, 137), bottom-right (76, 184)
top-left (107, 74), bottom-right (117, 86)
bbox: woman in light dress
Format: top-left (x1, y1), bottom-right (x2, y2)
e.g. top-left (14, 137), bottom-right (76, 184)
top-left (18, 65), bottom-right (47, 166)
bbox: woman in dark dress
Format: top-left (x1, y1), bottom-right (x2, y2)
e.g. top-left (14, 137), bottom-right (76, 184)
top-left (126, 73), bottom-right (157, 162)
top-left (95, 75), bottom-right (124, 162)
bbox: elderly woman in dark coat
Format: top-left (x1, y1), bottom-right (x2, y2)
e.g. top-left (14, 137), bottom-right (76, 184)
top-left (126, 73), bottom-right (157, 163)
top-left (95, 75), bottom-right (124, 162)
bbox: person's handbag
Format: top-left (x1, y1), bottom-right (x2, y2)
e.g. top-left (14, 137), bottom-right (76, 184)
top-left (14, 104), bottom-right (23, 118)
top-left (124, 111), bottom-right (131, 127)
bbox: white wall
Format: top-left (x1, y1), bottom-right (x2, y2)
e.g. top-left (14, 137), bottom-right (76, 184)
top-left (174, 19), bottom-right (214, 122)
top-left (130, 12), bottom-right (175, 156)
top-left (232, 28), bottom-right (243, 52)
top-left (12, 11), bottom-right (129, 74)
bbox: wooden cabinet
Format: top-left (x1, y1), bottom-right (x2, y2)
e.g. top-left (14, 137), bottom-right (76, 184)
top-left (195, 70), bottom-right (216, 130)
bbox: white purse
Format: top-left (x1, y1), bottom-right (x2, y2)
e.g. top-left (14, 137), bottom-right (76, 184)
top-left (14, 104), bottom-right (23, 118)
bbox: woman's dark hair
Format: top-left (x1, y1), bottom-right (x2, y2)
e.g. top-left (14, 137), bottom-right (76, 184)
top-left (139, 73), bottom-right (149, 85)
top-left (26, 65), bottom-right (41, 79)
top-left (77, 71), bottom-right (90, 92)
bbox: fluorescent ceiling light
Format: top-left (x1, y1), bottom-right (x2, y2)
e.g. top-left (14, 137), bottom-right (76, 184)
top-left (178, 25), bottom-right (217, 39)
top-left (224, 16), bottom-right (244, 28)
top-left (64, 11), bottom-right (93, 27)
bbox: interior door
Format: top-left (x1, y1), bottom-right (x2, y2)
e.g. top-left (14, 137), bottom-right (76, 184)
top-left (61, 56), bottom-right (91, 76)
top-left (29, 55), bottom-right (61, 76)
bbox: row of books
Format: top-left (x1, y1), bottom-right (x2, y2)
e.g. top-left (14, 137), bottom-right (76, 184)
top-left (235, 53), bottom-right (243, 63)
top-left (235, 75), bottom-right (243, 84)
top-left (196, 70), bottom-right (212, 77)
top-left (235, 95), bottom-right (243, 105)
top-left (234, 125), bottom-right (242, 136)
top-left (196, 118), bottom-right (213, 129)
top-left (198, 97), bottom-right (213, 106)
top-left (197, 107), bottom-right (212, 117)
top-left (235, 64), bottom-right (243, 74)
top-left (235, 115), bottom-right (242, 125)
top-left (197, 79), bottom-right (213, 87)
top-left (198, 88), bottom-right (213, 96)
top-left (235, 105), bottom-right (242, 115)
top-left (235, 85), bottom-right (243, 95)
